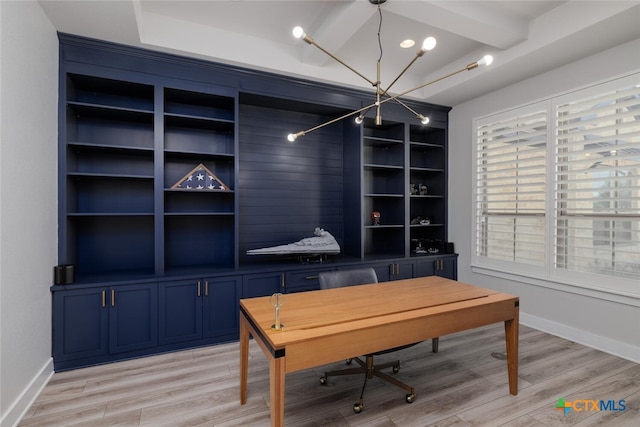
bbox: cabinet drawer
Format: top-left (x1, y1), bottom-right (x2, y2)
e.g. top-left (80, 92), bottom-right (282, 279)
top-left (285, 268), bottom-right (334, 293)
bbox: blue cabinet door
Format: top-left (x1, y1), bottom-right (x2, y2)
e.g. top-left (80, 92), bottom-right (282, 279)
top-left (203, 276), bottom-right (241, 338)
top-left (53, 288), bottom-right (108, 362)
top-left (370, 260), bottom-right (414, 282)
top-left (159, 279), bottom-right (203, 345)
top-left (242, 273), bottom-right (283, 298)
top-left (415, 255), bottom-right (457, 280)
top-left (437, 256), bottom-right (457, 280)
top-left (415, 258), bottom-right (436, 277)
top-left (109, 283), bottom-right (158, 354)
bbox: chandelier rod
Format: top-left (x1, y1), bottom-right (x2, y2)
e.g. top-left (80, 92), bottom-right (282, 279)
top-left (294, 29), bottom-right (376, 87)
top-left (287, 56), bottom-right (491, 142)
top-left (289, 0), bottom-right (493, 141)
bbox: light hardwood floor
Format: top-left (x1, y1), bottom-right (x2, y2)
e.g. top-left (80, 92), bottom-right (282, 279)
top-left (19, 324), bottom-right (639, 426)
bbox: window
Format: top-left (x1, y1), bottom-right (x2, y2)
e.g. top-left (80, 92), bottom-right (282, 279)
top-left (475, 105), bottom-right (548, 269)
top-left (474, 74), bottom-right (640, 294)
top-left (555, 82), bottom-right (640, 282)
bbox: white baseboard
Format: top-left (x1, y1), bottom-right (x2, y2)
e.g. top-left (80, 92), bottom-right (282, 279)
top-left (521, 313), bottom-right (640, 364)
top-left (0, 357), bottom-right (54, 427)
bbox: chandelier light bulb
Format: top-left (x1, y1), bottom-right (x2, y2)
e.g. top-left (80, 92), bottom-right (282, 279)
top-left (421, 37), bottom-right (436, 52)
top-left (292, 26), bottom-right (305, 39)
top-left (477, 55), bottom-right (493, 67)
top-left (287, 133), bottom-right (297, 142)
top-left (355, 115), bottom-right (364, 124)
top-left (418, 114), bottom-right (430, 125)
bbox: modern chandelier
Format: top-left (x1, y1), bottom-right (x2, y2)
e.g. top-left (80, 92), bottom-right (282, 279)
top-left (287, 0), bottom-right (493, 141)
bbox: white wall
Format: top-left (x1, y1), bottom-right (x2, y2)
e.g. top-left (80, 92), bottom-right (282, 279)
top-left (449, 39), bottom-right (640, 363)
top-left (0, 2), bottom-right (58, 426)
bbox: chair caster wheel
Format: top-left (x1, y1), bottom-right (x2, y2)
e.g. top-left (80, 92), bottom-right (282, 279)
top-left (392, 363), bottom-right (400, 374)
top-left (405, 393), bottom-right (415, 403)
top-left (319, 376), bottom-right (327, 385)
top-left (353, 403), bottom-right (363, 413)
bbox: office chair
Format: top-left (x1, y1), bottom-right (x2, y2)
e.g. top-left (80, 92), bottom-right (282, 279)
top-left (317, 268), bottom-right (438, 413)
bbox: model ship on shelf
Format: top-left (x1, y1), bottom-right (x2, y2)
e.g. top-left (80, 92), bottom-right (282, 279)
top-left (247, 227), bottom-right (340, 262)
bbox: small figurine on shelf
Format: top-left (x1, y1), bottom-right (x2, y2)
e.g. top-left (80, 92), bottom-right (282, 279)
top-left (419, 184), bottom-right (428, 195)
top-left (371, 211), bottom-right (381, 226)
top-left (413, 239), bottom-right (427, 254)
top-left (411, 216), bottom-right (431, 225)
top-left (426, 239), bottom-right (442, 254)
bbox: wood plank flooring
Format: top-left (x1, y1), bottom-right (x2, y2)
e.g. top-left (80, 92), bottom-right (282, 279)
top-left (19, 325), bottom-right (639, 426)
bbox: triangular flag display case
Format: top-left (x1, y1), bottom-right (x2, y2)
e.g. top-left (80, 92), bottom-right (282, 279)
top-left (171, 163), bottom-right (230, 191)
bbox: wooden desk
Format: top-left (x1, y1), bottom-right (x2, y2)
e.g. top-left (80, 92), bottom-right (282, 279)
top-left (239, 276), bottom-right (519, 426)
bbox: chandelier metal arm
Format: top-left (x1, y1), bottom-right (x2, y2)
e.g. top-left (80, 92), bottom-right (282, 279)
top-left (287, 102), bottom-right (380, 141)
top-left (377, 63), bottom-right (475, 106)
top-left (380, 56), bottom-right (420, 97)
top-left (300, 34), bottom-right (377, 87)
top-left (288, 60), bottom-right (486, 141)
top-left (392, 97), bottom-right (422, 117)
top-left (379, 44), bottom-right (431, 97)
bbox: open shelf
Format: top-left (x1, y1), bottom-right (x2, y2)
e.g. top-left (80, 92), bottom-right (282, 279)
top-left (67, 215), bottom-right (155, 278)
top-left (409, 125), bottom-right (447, 250)
top-left (164, 215), bottom-right (235, 271)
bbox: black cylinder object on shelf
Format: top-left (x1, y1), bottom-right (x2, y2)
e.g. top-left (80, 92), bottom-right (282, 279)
top-left (54, 264), bottom-right (75, 285)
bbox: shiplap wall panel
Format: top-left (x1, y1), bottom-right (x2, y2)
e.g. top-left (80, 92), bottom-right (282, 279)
top-left (239, 103), bottom-right (345, 263)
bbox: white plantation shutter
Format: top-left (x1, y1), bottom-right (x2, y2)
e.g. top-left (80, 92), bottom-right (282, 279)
top-left (554, 81), bottom-right (640, 281)
top-left (475, 105), bottom-right (548, 267)
top-left (474, 73), bottom-right (640, 294)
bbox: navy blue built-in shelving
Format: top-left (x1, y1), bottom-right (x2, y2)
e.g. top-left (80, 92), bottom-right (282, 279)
top-left (53, 34), bottom-right (454, 371)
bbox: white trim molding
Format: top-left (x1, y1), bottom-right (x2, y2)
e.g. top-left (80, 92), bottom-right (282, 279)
top-left (521, 313), bottom-right (640, 364)
top-left (0, 358), bottom-right (53, 427)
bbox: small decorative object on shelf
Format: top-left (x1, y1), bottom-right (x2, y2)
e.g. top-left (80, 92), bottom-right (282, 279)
top-left (171, 163), bottom-right (229, 190)
top-left (426, 239), bottom-right (443, 254)
top-left (411, 216), bottom-right (431, 225)
top-left (410, 183), bottom-right (428, 195)
top-left (412, 239), bottom-right (427, 254)
top-left (371, 211), bottom-right (381, 225)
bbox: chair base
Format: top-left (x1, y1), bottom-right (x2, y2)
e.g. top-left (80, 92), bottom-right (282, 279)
top-left (320, 355), bottom-right (415, 413)
top-left (319, 338), bottom-right (439, 413)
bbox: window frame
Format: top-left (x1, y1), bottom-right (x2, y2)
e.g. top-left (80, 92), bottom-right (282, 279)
top-left (472, 73), bottom-right (639, 298)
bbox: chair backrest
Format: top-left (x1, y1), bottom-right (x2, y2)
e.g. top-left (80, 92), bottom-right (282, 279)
top-left (318, 268), bottom-right (378, 290)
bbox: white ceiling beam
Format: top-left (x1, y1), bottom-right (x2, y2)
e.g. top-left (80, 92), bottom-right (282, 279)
top-left (384, 0), bottom-right (529, 49)
top-left (415, 1), bottom-right (640, 104)
top-left (300, 1), bottom-right (378, 67)
top-left (133, 1), bottom-right (301, 75)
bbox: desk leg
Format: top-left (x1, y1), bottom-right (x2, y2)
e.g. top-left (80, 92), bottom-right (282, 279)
top-left (504, 304), bottom-right (519, 395)
top-left (240, 313), bottom-right (249, 405)
top-left (270, 356), bottom-right (285, 427)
